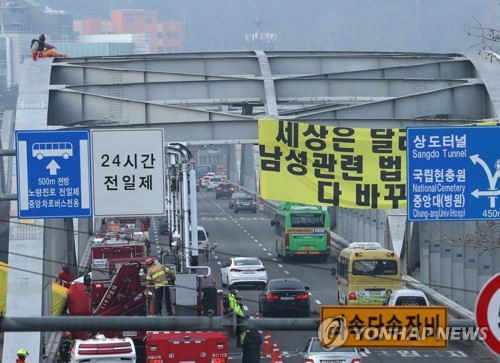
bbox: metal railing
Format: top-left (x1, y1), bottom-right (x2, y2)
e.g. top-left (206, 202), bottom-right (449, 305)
top-left (0, 315), bottom-right (475, 334)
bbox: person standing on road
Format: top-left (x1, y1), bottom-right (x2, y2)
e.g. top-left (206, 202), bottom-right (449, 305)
top-left (146, 257), bottom-right (175, 316)
top-left (228, 286), bottom-right (238, 311)
top-left (226, 286), bottom-right (247, 347)
top-left (242, 328), bottom-right (262, 363)
top-left (15, 349), bottom-right (29, 363)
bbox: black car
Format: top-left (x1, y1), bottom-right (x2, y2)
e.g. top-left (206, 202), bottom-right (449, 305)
top-left (234, 195), bottom-right (257, 213)
top-left (259, 278), bottom-right (310, 317)
top-left (215, 183), bottom-right (235, 199)
top-left (229, 192), bottom-right (247, 209)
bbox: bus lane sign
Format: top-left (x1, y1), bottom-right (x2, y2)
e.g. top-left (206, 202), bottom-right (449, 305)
top-left (407, 126), bottom-right (500, 221)
top-left (319, 306), bottom-right (448, 348)
top-left (16, 130), bottom-right (92, 219)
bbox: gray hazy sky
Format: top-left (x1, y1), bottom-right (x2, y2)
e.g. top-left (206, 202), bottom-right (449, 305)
top-left (43, 0), bottom-right (500, 53)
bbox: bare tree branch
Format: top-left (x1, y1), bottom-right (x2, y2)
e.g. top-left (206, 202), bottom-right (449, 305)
top-left (466, 5), bottom-right (500, 55)
top-left (441, 221), bottom-right (500, 253)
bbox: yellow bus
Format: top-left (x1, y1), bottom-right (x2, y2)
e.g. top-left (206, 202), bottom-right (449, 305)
top-left (332, 242), bottom-right (402, 305)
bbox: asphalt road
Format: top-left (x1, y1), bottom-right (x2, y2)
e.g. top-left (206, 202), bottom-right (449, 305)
top-left (147, 189), bottom-right (497, 363)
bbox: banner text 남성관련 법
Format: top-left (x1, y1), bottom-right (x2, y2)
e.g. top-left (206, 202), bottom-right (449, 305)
top-left (258, 118), bottom-right (406, 209)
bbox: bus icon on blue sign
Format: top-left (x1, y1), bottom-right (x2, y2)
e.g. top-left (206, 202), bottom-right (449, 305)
top-left (32, 141), bottom-right (74, 160)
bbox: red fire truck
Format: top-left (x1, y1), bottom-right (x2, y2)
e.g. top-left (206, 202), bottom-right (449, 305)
top-left (91, 237), bottom-right (146, 260)
top-left (145, 331), bottom-right (228, 363)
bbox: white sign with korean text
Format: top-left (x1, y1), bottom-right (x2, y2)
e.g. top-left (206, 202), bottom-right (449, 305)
top-left (91, 129), bottom-right (165, 216)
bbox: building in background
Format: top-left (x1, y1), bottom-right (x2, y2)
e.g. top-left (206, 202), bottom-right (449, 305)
top-left (75, 9), bottom-right (183, 54)
top-left (60, 34), bottom-right (146, 57)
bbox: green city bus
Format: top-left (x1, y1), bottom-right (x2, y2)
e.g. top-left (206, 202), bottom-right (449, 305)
top-left (271, 202), bottom-right (330, 262)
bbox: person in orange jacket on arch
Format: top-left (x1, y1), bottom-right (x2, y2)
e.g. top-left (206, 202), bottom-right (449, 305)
top-left (31, 34), bottom-right (66, 61)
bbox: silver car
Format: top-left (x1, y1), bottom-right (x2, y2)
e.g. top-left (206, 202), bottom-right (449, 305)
top-left (302, 337), bottom-right (361, 363)
top-left (206, 176), bottom-right (222, 191)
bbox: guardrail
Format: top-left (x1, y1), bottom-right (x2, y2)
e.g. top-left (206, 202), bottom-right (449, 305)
top-left (235, 185), bottom-right (476, 321)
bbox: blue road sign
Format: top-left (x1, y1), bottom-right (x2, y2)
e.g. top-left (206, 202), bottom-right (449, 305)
top-left (407, 126), bottom-right (500, 221)
top-left (16, 130), bottom-right (92, 219)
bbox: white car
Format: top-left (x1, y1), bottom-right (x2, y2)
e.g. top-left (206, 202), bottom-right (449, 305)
top-left (221, 257), bottom-right (267, 289)
top-left (206, 177), bottom-right (222, 191)
top-left (201, 175), bottom-right (212, 188)
top-left (384, 288), bottom-right (430, 306)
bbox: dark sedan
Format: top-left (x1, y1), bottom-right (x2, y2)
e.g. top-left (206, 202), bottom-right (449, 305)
top-left (259, 278), bottom-right (310, 317)
top-left (215, 183), bottom-right (235, 199)
top-left (229, 192), bottom-right (247, 209)
top-left (234, 195), bottom-right (257, 213)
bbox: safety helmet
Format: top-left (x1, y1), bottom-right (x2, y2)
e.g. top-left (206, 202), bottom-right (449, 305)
top-left (62, 331), bottom-right (72, 338)
top-left (146, 257), bottom-right (154, 265)
top-left (17, 349), bottom-right (29, 357)
top-left (39, 33), bottom-right (46, 42)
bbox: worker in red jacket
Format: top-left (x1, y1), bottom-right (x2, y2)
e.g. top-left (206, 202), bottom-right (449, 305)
top-left (15, 349), bottom-right (29, 363)
top-left (56, 265), bottom-right (74, 288)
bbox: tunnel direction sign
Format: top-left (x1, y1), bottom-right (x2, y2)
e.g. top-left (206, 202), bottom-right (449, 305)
top-left (407, 126), bottom-right (500, 221)
top-left (16, 130), bottom-right (92, 219)
top-left (475, 273), bottom-right (500, 356)
top-left (91, 128), bottom-right (165, 217)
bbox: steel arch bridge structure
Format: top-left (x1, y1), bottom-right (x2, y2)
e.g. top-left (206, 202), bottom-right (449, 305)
top-left (46, 50), bottom-right (498, 136)
top-left (2, 50), bottom-right (499, 362)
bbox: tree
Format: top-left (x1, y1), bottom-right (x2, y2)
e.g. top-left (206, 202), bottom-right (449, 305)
top-left (467, 1), bottom-right (500, 54)
top-left (441, 221), bottom-right (500, 253)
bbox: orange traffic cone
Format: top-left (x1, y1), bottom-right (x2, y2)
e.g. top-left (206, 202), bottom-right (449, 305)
top-left (270, 342), bottom-right (283, 363)
top-left (262, 331), bottom-right (272, 357)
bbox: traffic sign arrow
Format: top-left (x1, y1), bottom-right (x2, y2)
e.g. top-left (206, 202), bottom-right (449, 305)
top-left (46, 159), bottom-right (61, 175)
top-left (471, 189), bottom-right (500, 198)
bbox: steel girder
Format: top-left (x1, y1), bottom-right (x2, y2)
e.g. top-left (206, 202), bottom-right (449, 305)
top-left (47, 51), bottom-right (498, 143)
